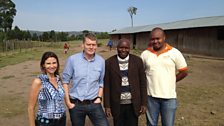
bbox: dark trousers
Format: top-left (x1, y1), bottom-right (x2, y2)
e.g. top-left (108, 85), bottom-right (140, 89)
top-left (69, 99), bottom-right (109, 126)
top-left (113, 104), bottom-right (138, 126)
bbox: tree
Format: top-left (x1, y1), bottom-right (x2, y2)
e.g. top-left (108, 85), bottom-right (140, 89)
top-left (6, 28), bottom-right (15, 39)
top-left (82, 30), bottom-right (89, 34)
top-left (42, 32), bottom-right (49, 42)
top-left (6, 25), bottom-right (22, 40)
top-left (68, 34), bottom-right (76, 41)
top-left (0, 0), bottom-right (16, 32)
top-left (13, 26), bottom-right (22, 40)
top-left (96, 32), bottom-right (109, 39)
top-left (23, 30), bottom-right (31, 40)
top-left (49, 30), bottom-right (56, 41)
top-left (32, 33), bottom-right (38, 41)
top-left (127, 6), bottom-right (137, 27)
top-left (58, 32), bottom-right (68, 41)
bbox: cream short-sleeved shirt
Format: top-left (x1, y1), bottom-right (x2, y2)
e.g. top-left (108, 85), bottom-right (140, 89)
top-left (141, 44), bottom-right (187, 99)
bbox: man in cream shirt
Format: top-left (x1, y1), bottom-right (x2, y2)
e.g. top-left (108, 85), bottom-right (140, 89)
top-left (141, 27), bottom-right (188, 126)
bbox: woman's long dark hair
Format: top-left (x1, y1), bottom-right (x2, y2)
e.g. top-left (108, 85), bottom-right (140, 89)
top-left (40, 51), bottom-right (60, 76)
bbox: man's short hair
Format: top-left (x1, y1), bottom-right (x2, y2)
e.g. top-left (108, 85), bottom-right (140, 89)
top-left (151, 27), bottom-right (165, 35)
top-left (83, 33), bottom-right (97, 43)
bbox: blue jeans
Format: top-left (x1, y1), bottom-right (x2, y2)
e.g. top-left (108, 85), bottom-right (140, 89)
top-left (69, 103), bottom-right (109, 126)
top-left (146, 96), bottom-right (177, 126)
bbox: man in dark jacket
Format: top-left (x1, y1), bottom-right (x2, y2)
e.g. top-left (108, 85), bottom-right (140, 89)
top-left (104, 38), bottom-right (147, 126)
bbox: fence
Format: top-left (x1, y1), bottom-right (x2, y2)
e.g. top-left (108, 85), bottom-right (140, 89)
top-left (0, 40), bottom-right (64, 53)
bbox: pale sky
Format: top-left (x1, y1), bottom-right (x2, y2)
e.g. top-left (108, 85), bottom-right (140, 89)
top-left (12, 0), bottom-right (224, 32)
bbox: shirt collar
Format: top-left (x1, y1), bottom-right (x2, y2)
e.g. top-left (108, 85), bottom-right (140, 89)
top-left (82, 51), bottom-right (95, 62)
top-left (147, 43), bottom-right (173, 56)
top-left (117, 54), bottom-right (129, 61)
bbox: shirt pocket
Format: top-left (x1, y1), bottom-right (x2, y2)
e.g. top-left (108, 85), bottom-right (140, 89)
top-left (90, 68), bottom-right (101, 80)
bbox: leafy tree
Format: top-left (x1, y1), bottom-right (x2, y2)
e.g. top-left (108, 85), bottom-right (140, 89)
top-left (6, 28), bottom-right (15, 39)
top-left (0, 0), bottom-right (16, 32)
top-left (39, 35), bottom-right (43, 41)
top-left (42, 32), bottom-right (49, 42)
top-left (127, 6), bottom-right (137, 27)
top-left (82, 30), bottom-right (89, 34)
top-left (49, 30), bottom-right (56, 41)
top-left (6, 25), bottom-right (23, 40)
top-left (32, 33), bottom-right (38, 41)
top-left (23, 30), bottom-right (31, 40)
top-left (75, 34), bottom-right (83, 40)
top-left (111, 29), bottom-right (116, 32)
top-left (14, 26), bottom-right (23, 40)
top-left (68, 34), bottom-right (76, 41)
top-left (57, 32), bottom-right (68, 41)
top-left (96, 32), bottom-right (109, 39)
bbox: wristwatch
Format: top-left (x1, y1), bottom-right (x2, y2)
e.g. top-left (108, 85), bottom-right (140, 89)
top-left (96, 96), bottom-right (102, 101)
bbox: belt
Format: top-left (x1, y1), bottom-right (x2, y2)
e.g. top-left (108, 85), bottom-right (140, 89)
top-left (48, 113), bottom-right (64, 119)
top-left (70, 98), bottom-right (96, 105)
top-left (36, 114), bottom-right (66, 125)
top-left (37, 112), bottom-right (65, 119)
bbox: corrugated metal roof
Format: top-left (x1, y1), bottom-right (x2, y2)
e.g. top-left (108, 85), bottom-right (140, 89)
top-left (110, 16), bottom-right (224, 34)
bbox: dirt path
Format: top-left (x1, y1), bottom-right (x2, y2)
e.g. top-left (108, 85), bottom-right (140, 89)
top-left (0, 46), bottom-right (224, 126)
top-left (0, 46), bottom-right (116, 126)
top-left (0, 60), bottom-right (39, 126)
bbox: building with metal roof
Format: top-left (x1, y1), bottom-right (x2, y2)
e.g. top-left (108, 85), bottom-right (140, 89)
top-left (109, 16), bottom-right (224, 57)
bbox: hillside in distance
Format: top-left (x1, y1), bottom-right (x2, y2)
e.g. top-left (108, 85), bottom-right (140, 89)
top-left (29, 30), bottom-right (102, 36)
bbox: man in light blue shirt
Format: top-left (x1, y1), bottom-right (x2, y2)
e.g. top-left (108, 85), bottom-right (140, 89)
top-left (62, 33), bottom-right (109, 126)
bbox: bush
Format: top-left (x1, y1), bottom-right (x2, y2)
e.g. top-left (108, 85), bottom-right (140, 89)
top-left (97, 42), bottom-right (103, 47)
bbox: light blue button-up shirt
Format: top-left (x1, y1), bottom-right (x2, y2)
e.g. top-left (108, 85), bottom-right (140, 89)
top-left (62, 52), bottom-right (105, 101)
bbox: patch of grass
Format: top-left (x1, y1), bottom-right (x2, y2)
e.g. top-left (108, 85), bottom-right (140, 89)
top-left (0, 95), bottom-right (26, 118)
top-left (0, 41), bottom-right (83, 68)
top-left (0, 48), bottom-right (43, 68)
top-left (97, 42), bottom-right (103, 47)
top-left (131, 49), bottom-right (143, 55)
top-left (1, 75), bottom-right (15, 79)
top-left (98, 39), bottom-right (109, 46)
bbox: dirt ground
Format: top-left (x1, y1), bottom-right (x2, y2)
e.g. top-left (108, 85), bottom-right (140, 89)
top-left (0, 45), bottom-right (224, 126)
